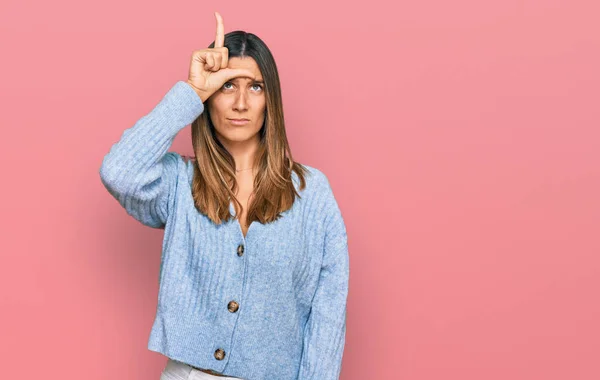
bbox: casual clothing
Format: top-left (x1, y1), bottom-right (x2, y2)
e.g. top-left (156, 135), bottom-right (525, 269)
top-left (99, 81), bottom-right (349, 380)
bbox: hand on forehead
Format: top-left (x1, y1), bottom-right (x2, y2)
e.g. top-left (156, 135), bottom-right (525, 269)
top-left (216, 15), bottom-right (262, 80)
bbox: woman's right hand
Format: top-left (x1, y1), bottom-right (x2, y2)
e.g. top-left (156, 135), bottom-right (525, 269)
top-left (186, 12), bottom-right (256, 103)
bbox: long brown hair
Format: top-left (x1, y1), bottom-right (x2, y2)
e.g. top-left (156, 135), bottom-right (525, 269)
top-left (188, 31), bottom-right (309, 226)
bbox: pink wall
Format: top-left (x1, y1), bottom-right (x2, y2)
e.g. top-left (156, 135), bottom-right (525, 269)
top-left (1, 0), bottom-right (599, 379)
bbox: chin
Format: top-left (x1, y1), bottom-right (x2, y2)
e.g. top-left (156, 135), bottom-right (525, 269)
top-left (220, 130), bottom-right (260, 143)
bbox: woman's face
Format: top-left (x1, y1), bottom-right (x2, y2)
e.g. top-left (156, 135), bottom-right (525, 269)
top-left (207, 57), bottom-right (266, 145)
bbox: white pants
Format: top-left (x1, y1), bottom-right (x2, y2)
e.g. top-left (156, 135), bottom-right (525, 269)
top-left (160, 358), bottom-right (245, 380)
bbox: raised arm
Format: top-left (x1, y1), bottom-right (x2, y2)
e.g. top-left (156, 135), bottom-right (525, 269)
top-left (99, 82), bottom-right (204, 228)
top-left (99, 11), bottom-right (256, 228)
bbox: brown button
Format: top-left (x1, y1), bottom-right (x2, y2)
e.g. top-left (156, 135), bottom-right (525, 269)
top-left (237, 244), bottom-right (244, 257)
top-left (214, 348), bottom-right (226, 360)
top-left (228, 301), bottom-right (239, 313)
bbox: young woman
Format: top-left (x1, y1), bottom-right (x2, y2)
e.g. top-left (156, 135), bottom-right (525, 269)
top-left (99, 11), bottom-right (349, 380)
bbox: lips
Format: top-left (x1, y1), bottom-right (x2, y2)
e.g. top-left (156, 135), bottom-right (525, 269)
top-left (228, 118), bottom-right (250, 126)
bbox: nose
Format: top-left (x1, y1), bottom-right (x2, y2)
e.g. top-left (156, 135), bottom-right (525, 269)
top-left (232, 90), bottom-right (249, 112)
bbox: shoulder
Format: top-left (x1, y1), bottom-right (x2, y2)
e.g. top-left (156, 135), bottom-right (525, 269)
top-left (292, 163), bottom-right (332, 194)
top-left (305, 164), bottom-right (335, 191)
top-left (299, 164), bottom-right (346, 235)
top-left (164, 153), bottom-right (196, 183)
top-left (159, 152), bottom-right (191, 173)
top-left (153, 152), bottom-right (196, 188)
top-left (293, 164), bottom-right (339, 209)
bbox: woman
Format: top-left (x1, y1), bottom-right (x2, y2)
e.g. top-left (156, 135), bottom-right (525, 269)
top-left (99, 11), bottom-right (349, 380)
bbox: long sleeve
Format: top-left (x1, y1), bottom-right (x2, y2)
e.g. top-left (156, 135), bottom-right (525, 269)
top-left (99, 81), bottom-right (204, 228)
top-left (297, 173), bottom-right (350, 380)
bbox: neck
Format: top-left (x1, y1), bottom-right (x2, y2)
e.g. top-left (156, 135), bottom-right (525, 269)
top-left (218, 134), bottom-right (260, 172)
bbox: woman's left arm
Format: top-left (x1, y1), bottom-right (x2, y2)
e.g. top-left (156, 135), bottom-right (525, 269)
top-left (297, 173), bottom-right (350, 380)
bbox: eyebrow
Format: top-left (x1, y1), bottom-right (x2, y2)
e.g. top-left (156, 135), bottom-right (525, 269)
top-left (232, 77), bottom-right (264, 84)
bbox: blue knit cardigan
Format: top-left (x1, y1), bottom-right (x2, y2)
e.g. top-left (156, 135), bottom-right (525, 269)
top-left (99, 81), bottom-right (349, 380)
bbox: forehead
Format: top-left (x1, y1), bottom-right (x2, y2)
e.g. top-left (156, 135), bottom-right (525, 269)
top-left (228, 57), bottom-right (263, 81)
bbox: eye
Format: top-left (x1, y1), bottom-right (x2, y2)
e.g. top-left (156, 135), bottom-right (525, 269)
top-left (222, 82), bottom-right (263, 92)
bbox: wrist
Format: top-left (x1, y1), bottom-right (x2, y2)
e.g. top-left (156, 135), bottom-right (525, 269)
top-left (185, 80), bottom-right (208, 103)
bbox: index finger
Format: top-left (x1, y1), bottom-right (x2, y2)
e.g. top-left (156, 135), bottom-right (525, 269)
top-left (214, 11), bottom-right (224, 48)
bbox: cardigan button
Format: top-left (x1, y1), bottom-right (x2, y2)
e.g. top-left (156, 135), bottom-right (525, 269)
top-left (214, 348), bottom-right (226, 360)
top-left (237, 244), bottom-right (244, 257)
top-left (227, 301), bottom-right (239, 313)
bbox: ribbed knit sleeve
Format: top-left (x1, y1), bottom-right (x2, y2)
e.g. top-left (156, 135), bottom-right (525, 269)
top-left (297, 173), bottom-right (350, 380)
top-left (99, 81), bottom-right (204, 228)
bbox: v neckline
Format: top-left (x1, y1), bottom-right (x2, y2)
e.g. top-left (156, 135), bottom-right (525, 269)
top-left (230, 201), bottom-right (254, 241)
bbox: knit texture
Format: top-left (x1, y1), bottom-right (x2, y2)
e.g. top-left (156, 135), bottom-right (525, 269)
top-left (99, 81), bottom-right (349, 380)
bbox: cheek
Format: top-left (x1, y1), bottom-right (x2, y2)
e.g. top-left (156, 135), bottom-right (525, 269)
top-left (208, 106), bottom-right (227, 125)
top-left (253, 99), bottom-right (266, 117)
top-left (208, 96), bottom-right (229, 114)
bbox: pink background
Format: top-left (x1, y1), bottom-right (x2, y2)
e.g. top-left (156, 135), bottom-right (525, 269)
top-left (1, 0), bottom-right (599, 379)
